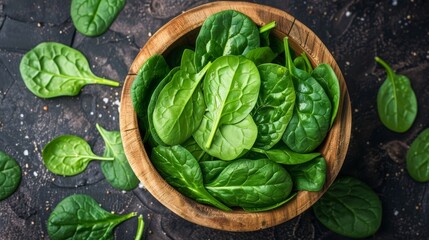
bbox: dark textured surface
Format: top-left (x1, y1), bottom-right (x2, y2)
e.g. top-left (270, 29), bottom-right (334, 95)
top-left (0, 0), bottom-right (428, 239)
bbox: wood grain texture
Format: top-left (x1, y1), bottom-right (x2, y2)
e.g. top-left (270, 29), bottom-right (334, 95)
top-left (120, 1), bottom-right (352, 232)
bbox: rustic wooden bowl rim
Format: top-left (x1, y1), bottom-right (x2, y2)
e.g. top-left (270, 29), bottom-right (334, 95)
top-left (120, 1), bottom-right (352, 232)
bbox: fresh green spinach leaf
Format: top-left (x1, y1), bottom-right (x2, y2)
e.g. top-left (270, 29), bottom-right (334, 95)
top-left (313, 177), bottom-right (382, 238)
top-left (0, 151), bottom-right (21, 201)
top-left (42, 135), bottom-right (113, 176)
top-left (153, 50), bottom-right (210, 145)
top-left (245, 47), bottom-right (277, 66)
top-left (194, 10), bottom-right (260, 71)
top-left (71, 0), bottom-right (126, 37)
top-left (252, 64), bottom-right (295, 149)
top-left (199, 160), bottom-right (231, 183)
top-left (19, 42), bottom-right (119, 98)
top-left (96, 124), bottom-right (139, 191)
top-left (406, 128), bottom-right (429, 182)
top-left (47, 194), bottom-right (136, 240)
top-left (151, 145), bottom-right (230, 211)
top-left (206, 158), bottom-right (293, 208)
top-left (251, 144), bottom-right (320, 165)
top-left (165, 45), bottom-right (193, 68)
top-left (182, 137), bottom-right (211, 162)
top-left (375, 56), bottom-right (417, 133)
top-left (243, 192), bottom-right (297, 212)
top-left (202, 55), bottom-right (260, 148)
top-left (287, 156), bottom-right (326, 191)
top-left (294, 53), bottom-right (313, 74)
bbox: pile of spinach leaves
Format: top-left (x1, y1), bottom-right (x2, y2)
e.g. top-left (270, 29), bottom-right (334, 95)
top-left (131, 10), bottom-right (341, 211)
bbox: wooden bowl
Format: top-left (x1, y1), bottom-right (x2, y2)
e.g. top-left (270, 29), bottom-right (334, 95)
top-left (120, 1), bottom-right (352, 232)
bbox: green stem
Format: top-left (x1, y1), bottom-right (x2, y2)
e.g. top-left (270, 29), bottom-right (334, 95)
top-left (134, 215), bottom-right (144, 240)
top-left (283, 37), bottom-right (297, 76)
top-left (94, 77), bottom-right (120, 87)
top-left (301, 52), bottom-right (313, 72)
top-left (260, 21), bottom-right (276, 33)
top-left (375, 56), bottom-right (395, 82)
top-left (92, 155), bottom-right (115, 161)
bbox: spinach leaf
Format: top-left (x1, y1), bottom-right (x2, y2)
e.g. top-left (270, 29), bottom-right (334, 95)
top-left (252, 64), bottom-right (295, 149)
top-left (96, 124), bottom-right (139, 191)
top-left (259, 21), bottom-right (276, 47)
top-left (406, 128), bottom-right (429, 182)
top-left (131, 54), bottom-right (170, 136)
top-left (147, 67), bottom-right (180, 146)
top-left (19, 42), bottom-right (119, 98)
top-left (282, 38), bottom-right (332, 153)
top-left (42, 135), bottom-right (113, 176)
top-left (202, 55), bottom-right (260, 148)
top-left (47, 194), bottom-right (136, 240)
top-left (199, 160), bottom-right (231, 183)
top-left (251, 144), bottom-right (320, 165)
top-left (151, 145), bottom-right (230, 211)
top-left (375, 56), bottom-right (417, 133)
top-left (243, 192), bottom-right (297, 212)
top-left (0, 151), bottom-right (21, 201)
top-left (194, 10), bottom-right (260, 71)
top-left (312, 63), bottom-right (340, 127)
top-left (153, 50), bottom-right (210, 145)
top-left (70, 0), bottom-right (126, 37)
top-left (182, 137), bottom-right (211, 162)
top-left (134, 215), bottom-right (144, 240)
top-left (244, 47), bottom-right (277, 66)
top-left (193, 115), bottom-right (258, 161)
top-left (206, 158), bottom-right (293, 208)
top-left (294, 53), bottom-right (313, 74)
top-left (313, 177), bottom-right (382, 238)
top-left (287, 156), bottom-right (326, 191)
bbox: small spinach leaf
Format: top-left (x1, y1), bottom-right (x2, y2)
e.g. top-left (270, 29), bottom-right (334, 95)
top-left (0, 151), bottom-right (21, 201)
top-left (313, 177), bottom-right (382, 238)
top-left (251, 144), bottom-right (320, 165)
top-left (96, 124), bottom-right (139, 191)
top-left (375, 56), bottom-right (417, 133)
top-left (406, 128), bottom-right (429, 182)
top-left (199, 160), bottom-right (231, 183)
top-left (42, 135), bottom-right (113, 176)
top-left (19, 42), bottom-right (119, 98)
top-left (202, 55), bottom-right (260, 148)
top-left (194, 10), bottom-right (260, 71)
top-left (206, 158), bottom-right (293, 208)
top-left (287, 156), bottom-right (326, 191)
top-left (47, 194), bottom-right (136, 240)
top-left (131, 54), bottom-right (170, 136)
top-left (153, 50), bottom-right (210, 145)
top-left (252, 64), bottom-right (295, 149)
top-left (71, 0), bottom-right (126, 37)
top-left (151, 145), bottom-right (231, 211)
top-left (245, 47), bottom-right (277, 66)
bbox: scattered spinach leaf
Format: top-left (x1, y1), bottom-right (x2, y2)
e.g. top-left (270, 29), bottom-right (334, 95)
top-left (287, 156), bottom-right (326, 191)
top-left (70, 0), bottom-right (126, 37)
top-left (375, 56), bottom-right (417, 133)
top-left (42, 135), bottom-right (113, 176)
top-left (96, 124), bottom-right (139, 191)
top-left (151, 145), bottom-right (231, 211)
top-left (19, 42), bottom-right (119, 98)
top-left (206, 158), bottom-right (293, 208)
top-left (0, 151), bottom-right (21, 201)
top-left (313, 177), bottom-right (382, 238)
top-left (47, 194), bottom-right (136, 240)
top-left (406, 128), bottom-right (429, 182)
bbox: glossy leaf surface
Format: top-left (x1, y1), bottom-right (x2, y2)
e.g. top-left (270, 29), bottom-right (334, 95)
top-left (287, 156), bottom-right (326, 191)
top-left (0, 151), bottom-right (21, 201)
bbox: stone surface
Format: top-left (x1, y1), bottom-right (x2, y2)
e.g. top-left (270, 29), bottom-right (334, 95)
top-left (0, 0), bottom-right (428, 239)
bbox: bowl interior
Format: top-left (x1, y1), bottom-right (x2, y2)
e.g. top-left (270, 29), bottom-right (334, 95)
top-left (120, 1), bottom-right (352, 232)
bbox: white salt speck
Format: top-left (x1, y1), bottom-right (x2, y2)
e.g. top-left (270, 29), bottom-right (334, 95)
top-left (392, 0), bottom-right (398, 6)
top-left (98, 114), bottom-right (102, 118)
top-left (33, 171), bottom-right (38, 177)
top-left (345, 61), bottom-right (350, 66)
top-left (20, 114), bottom-right (24, 118)
top-left (148, 32), bottom-right (152, 37)
top-left (112, 116), bottom-right (116, 121)
top-left (138, 182), bottom-right (145, 189)
top-left (394, 210), bottom-right (399, 216)
top-left (345, 11), bottom-right (351, 17)
top-left (23, 150), bottom-right (29, 156)
top-left (25, 135), bottom-right (29, 139)
top-left (103, 98), bottom-right (109, 104)
top-left (20, 121), bottom-right (23, 125)
top-left (90, 112), bottom-right (94, 115)
top-left (121, 190), bottom-right (127, 194)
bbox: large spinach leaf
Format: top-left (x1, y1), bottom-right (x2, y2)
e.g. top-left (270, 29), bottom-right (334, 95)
top-left (71, 0), bottom-right (126, 37)
top-left (282, 38), bottom-right (332, 153)
top-left (42, 135), bottom-right (113, 176)
top-left (313, 177), bottom-right (382, 238)
top-left (131, 54), bottom-right (170, 136)
top-left (0, 151), bottom-right (21, 201)
top-left (20, 42), bottom-right (119, 98)
top-left (406, 128), bottom-right (429, 182)
top-left (47, 194), bottom-right (136, 240)
top-left (193, 115), bottom-right (257, 161)
top-left (252, 64), bottom-right (295, 149)
top-left (96, 124), bottom-right (139, 191)
top-left (251, 143), bottom-right (320, 165)
top-left (375, 56), bottom-right (417, 133)
top-left (194, 10), bottom-right (260, 71)
top-left (202, 55), bottom-right (260, 148)
top-left (287, 156), bottom-right (326, 191)
top-left (153, 50), bottom-right (209, 145)
top-left (151, 145), bottom-right (230, 211)
top-left (206, 158), bottom-right (293, 208)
